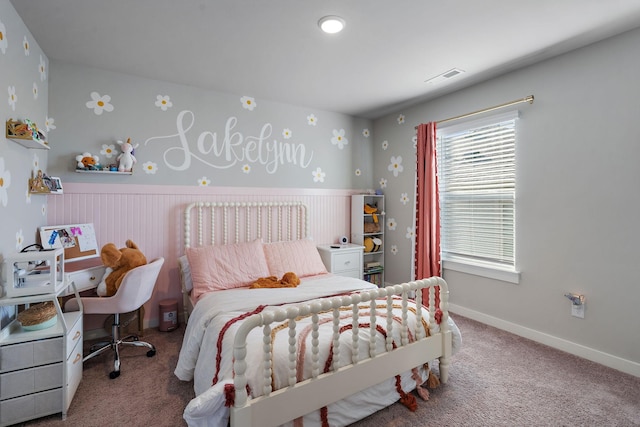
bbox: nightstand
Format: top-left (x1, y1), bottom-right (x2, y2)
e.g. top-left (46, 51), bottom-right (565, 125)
top-left (317, 244), bottom-right (364, 280)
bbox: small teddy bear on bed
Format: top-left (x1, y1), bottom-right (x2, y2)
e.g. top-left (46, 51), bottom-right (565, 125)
top-left (250, 272), bottom-right (300, 289)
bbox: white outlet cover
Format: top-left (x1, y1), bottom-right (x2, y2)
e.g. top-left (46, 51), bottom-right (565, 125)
top-left (571, 304), bottom-right (585, 318)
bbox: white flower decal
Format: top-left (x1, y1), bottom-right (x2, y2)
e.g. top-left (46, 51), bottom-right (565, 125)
top-left (100, 144), bottom-right (118, 159)
top-left (331, 129), bottom-right (348, 150)
top-left (86, 92), bottom-right (114, 115)
top-left (307, 114), bottom-right (318, 126)
top-left (390, 245), bottom-right (398, 255)
top-left (379, 178), bottom-right (387, 188)
top-left (155, 95), bottom-right (173, 111)
top-left (412, 135), bottom-right (418, 149)
top-left (0, 20), bottom-right (7, 54)
top-left (282, 128), bottom-right (292, 139)
top-left (8, 86), bottom-right (17, 111)
top-left (16, 229), bottom-right (24, 251)
top-left (387, 218), bottom-right (397, 231)
top-left (32, 153), bottom-right (40, 174)
top-left (23, 35), bottom-right (29, 56)
top-left (400, 193), bottom-right (409, 205)
top-left (45, 117), bottom-right (56, 132)
top-left (388, 156), bottom-right (404, 177)
top-left (382, 140), bottom-right (389, 150)
top-left (355, 169), bottom-right (361, 176)
top-left (42, 204), bottom-right (46, 216)
top-left (143, 161), bottom-right (158, 174)
top-left (240, 96), bottom-right (256, 111)
top-left (406, 226), bottom-right (415, 240)
top-left (0, 157), bottom-right (11, 207)
top-left (25, 188), bottom-right (31, 204)
top-left (32, 82), bottom-right (38, 99)
top-left (362, 129), bottom-right (370, 137)
top-left (197, 176), bottom-right (211, 186)
top-left (397, 114), bottom-right (405, 125)
top-left (312, 167), bottom-right (326, 183)
top-left (39, 55), bottom-right (46, 81)
top-left (242, 164), bottom-right (251, 174)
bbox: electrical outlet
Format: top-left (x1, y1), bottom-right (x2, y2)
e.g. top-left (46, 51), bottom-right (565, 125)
top-left (571, 304), bottom-right (585, 318)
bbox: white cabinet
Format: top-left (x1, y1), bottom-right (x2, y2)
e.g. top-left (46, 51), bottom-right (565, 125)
top-left (317, 244), bottom-right (364, 280)
top-left (0, 260), bottom-right (83, 426)
top-left (351, 194), bottom-right (385, 286)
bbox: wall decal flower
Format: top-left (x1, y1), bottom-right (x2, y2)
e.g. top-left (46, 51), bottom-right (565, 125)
top-left (86, 91), bottom-right (114, 115)
top-left (32, 153), bottom-right (40, 174)
top-left (39, 55), bottom-right (46, 81)
top-left (15, 229), bottom-right (24, 251)
top-left (242, 164), bottom-right (251, 174)
top-left (25, 188), bottom-right (31, 204)
top-left (307, 114), bottom-right (318, 126)
top-left (405, 226), bottom-right (415, 239)
top-left (362, 129), bottom-right (370, 137)
top-left (0, 20), bottom-right (7, 54)
top-left (155, 95), bottom-right (173, 111)
top-left (397, 114), bottom-right (405, 125)
top-left (400, 192), bottom-right (409, 205)
top-left (143, 161), bottom-right (158, 174)
top-left (41, 204), bottom-right (46, 216)
top-left (282, 128), bottom-right (292, 139)
top-left (331, 129), bottom-right (348, 149)
top-left (23, 35), bottom-right (29, 56)
top-left (412, 135), bottom-right (417, 149)
top-left (240, 96), bottom-right (256, 111)
top-left (355, 168), bottom-right (361, 176)
top-left (382, 140), bottom-right (389, 150)
top-left (0, 157), bottom-right (11, 207)
top-left (312, 167), bottom-right (326, 183)
top-left (390, 245), bottom-right (398, 255)
top-left (8, 85), bottom-right (17, 111)
top-left (387, 217), bottom-right (397, 231)
top-left (388, 156), bottom-right (404, 177)
top-left (32, 82), bottom-right (38, 99)
top-left (100, 144), bottom-right (118, 159)
top-left (45, 117), bottom-right (56, 132)
top-left (379, 178), bottom-right (387, 188)
top-left (197, 176), bottom-right (211, 186)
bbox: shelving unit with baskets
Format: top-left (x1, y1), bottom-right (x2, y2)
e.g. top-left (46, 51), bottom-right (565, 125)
top-left (351, 194), bottom-right (385, 286)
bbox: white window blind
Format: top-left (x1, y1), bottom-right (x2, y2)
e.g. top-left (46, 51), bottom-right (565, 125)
top-left (437, 111), bottom-right (517, 270)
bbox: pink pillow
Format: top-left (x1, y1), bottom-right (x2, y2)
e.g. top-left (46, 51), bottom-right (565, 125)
top-left (263, 239), bottom-right (328, 278)
top-left (185, 239), bottom-right (270, 300)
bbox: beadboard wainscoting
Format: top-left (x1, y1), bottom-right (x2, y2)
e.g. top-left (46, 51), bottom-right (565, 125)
top-left (46, 183), bottom-right (356, 326)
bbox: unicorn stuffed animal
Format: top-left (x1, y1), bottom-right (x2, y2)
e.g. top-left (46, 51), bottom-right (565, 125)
top-left (117, 138), bottom-right (138, 172)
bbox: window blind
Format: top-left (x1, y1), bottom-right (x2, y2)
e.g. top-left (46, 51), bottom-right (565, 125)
top-left (437, 111), bottom-right (517, 268)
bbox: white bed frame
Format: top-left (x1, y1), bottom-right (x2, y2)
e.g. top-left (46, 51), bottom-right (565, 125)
top-left (181, 200), bottom-right (452, 427)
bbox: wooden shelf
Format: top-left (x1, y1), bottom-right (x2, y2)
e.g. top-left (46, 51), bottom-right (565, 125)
top-left (8, 137), bottom-right (50, 150)
top-left (6, 119), bottom-right (49, 149)
top-left (75, 169), bottom-right (132, 175)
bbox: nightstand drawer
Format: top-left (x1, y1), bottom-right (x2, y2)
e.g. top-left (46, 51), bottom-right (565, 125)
top-left (332, 251), bottom-right (360, 273)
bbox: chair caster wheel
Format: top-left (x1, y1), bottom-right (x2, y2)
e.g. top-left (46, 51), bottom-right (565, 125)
top-left (109, 370), bottom-right (120, 379)
top-left (147, 349), bottom-right (156, 357)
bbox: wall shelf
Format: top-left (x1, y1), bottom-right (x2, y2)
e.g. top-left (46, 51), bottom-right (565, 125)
top-left (6, 119), bottom-right (49, 149)
top-left (75, 169), bottom-right (132, 175)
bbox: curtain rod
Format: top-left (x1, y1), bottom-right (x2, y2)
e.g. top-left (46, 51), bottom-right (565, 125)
top-left (414, 95), bottom-right (534, 129)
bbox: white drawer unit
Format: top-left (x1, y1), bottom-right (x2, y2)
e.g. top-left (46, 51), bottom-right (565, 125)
top-left (0, 256), bottom-right (83, 426)
top-left (317, 244), bottom-right (364, 280)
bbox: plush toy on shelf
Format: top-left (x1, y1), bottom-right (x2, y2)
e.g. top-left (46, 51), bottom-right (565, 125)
top-left (75, 152), bottom-right (100, 170)
top-left (117, 138), bottom-right (138, 172)
top-left (97, 240), bottom-right (147, 297)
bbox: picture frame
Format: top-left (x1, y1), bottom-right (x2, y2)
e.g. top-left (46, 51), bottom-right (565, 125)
top-left (48, 176), bottom-right (63, 194)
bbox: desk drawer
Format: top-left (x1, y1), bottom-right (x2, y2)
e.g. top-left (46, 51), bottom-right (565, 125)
top-left (65, 266), bottom-right (105, 293)
top-left (65, 316), bottom-right (83, 358)
top-left (0, 338), bottom-right (63, 373)
top-left (332, 251), bottom-right (360, 273)
top-left (0, 363), bottom-right (63, 400)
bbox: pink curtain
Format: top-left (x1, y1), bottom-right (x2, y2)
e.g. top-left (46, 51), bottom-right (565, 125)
top-left (415, 122), bottom-right (441, 308)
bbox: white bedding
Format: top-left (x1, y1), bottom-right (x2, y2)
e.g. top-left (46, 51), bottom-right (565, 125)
top-left (175, 273), bottom-right (461, 427)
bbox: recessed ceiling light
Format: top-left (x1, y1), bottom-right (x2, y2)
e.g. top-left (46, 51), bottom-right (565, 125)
top-left (318, 16), bottom-right (345, 34)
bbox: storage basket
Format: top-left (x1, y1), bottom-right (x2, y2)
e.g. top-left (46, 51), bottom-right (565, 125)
top-left (17, 301), bottom-right (57, 331)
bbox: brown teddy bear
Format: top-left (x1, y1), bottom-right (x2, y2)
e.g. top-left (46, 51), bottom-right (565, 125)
top-left (250, 272), bottom-right (300, 289)
top-left (96, 240), bottom-right (147, 296)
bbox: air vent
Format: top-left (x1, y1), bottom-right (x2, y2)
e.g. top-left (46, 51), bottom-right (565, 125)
top-left (424, 68), bottom-right (465, 84)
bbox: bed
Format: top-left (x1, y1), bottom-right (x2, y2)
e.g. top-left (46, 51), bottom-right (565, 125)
top-left (174, 201), bottom-right (461, 427)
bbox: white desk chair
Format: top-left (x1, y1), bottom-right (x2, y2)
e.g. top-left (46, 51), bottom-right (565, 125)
top-left (66, 257), bottom-right (164, 379)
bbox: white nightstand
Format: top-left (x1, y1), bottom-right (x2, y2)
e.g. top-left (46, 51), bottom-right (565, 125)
top-left (317, 244), bottom-right (364, 280)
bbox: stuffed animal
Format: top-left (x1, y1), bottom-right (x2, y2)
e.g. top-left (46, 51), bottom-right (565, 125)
top-left (117, 138), bottom-right (138, 172)
top-left (250, 272), bottom-right (300, 289)
top-left (97, 239), bottom-right (147, 297)
top-left (76, 152), bottom-right (100, 170)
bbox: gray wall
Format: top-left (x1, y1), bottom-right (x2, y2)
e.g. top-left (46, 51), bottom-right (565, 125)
top-left (48, 62), bottom-right (373, 190)
top-left (373, 26), bottom-right (640, 372)
top-left (0, 0), bottom-right (49, 328)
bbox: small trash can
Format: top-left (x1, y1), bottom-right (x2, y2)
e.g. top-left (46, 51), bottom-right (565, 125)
top-left (158, 298), bottom-right (178, 332)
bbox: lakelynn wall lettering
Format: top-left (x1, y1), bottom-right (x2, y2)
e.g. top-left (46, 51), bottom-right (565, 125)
top-left (144, 110), bottom-right (314, 174)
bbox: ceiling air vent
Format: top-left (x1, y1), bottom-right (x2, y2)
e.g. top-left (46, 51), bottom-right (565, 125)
top-left (424, 68), bottom-right (465, 84)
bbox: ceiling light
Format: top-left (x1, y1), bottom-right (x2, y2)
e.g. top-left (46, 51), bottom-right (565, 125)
top-left (318, 16), bottom-right (345, 34)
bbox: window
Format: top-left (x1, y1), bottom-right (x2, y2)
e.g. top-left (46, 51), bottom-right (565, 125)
top-left (436, 111), bottom-right (519, 282)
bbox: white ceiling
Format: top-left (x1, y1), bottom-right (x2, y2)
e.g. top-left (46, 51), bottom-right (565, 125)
top-left (10, 0), bottom-right (640, 119)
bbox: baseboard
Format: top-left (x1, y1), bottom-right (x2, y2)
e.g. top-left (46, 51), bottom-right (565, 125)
top-left (449, 303), bottom-right (640, 378)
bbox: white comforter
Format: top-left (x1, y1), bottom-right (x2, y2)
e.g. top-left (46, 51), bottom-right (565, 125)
top-left (175, 274), bottom-right (461, 427)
